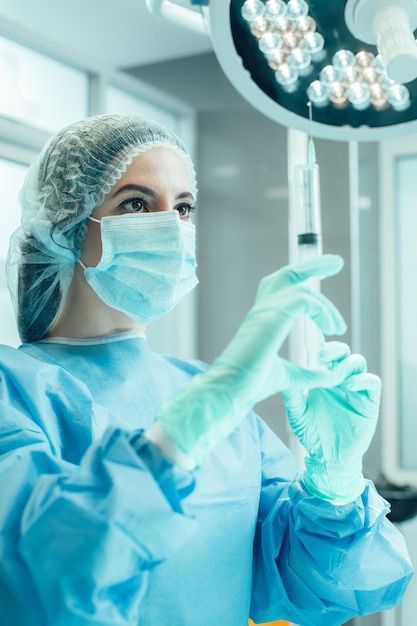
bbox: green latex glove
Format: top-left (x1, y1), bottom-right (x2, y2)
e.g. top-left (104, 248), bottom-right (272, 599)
top-left (284, 341), bottom-right (381, 505)
top-left (157, 255), bottom-right (347, 464)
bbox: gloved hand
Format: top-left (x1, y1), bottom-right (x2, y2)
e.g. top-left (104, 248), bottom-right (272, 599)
top-left (156, 255), bottom-right (347, 464)
top-left (284, 341), bottom-right (381, 505)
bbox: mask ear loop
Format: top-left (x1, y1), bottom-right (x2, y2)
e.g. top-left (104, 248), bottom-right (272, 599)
top-left (79, 215), bottom-right (101, 270)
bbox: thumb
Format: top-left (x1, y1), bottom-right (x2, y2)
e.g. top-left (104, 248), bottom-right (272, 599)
top-left (280, 358), bottom-right (340, 391)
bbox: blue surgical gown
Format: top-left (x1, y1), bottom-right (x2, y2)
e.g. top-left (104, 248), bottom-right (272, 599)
top-left (0, 331), bottom-right (412, 626)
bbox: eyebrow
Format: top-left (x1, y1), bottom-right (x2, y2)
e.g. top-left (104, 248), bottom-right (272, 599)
top-left (111, 184), bottom-right (194, 202)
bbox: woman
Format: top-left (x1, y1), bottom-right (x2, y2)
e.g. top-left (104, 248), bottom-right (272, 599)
top-left (0, 114), bottom-right (412, 626)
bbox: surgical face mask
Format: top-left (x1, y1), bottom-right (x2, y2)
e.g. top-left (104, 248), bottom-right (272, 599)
top-left (79, 211), bottom-right (198, 323)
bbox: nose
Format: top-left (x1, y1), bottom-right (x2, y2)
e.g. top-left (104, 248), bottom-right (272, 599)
top-left (152, 196), bottom-right (173, 213)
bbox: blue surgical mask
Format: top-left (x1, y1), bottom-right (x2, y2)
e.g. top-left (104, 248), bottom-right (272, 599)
top-left (79, 211), bottom-right (198, 323)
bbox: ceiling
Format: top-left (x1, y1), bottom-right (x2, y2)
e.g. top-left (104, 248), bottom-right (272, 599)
top-left (129, 52), bottom-right (254, 111)
top-left (0, 0), bottom-right (212, 70)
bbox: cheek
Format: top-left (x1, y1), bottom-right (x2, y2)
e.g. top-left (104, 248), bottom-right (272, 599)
top-left (80, 223), bottom-right (102, 267)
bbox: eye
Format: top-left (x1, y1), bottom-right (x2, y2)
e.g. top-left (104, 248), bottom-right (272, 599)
top-left (120, 197), bottom-right (148, 213)
top-left (176, 203), bottom-right (195, 218)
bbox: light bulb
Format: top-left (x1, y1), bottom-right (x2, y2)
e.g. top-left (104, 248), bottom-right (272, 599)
top-left (370, 83), bottom-right (388, 109)
top-left (288, 47), bottom-right (311, 71)
top-left (373, 55), bottom-right (386, 74)
top-left (241, 0), bottom-right (265, 22)
top-left (296, 16), bottom-right (316, 33)
top-left (267, 49), bottom-right (286, 69)
top-left (274, 16), bottom-right (291, 33)
top-left (333, 49), bottom-right (355, 70)
top-left (259, 32), bottom-right (283, 55)
top-left (387, 84), bottom-right (410, 111)
top-left (362, 67), bottom-right (378, 84)
top-left (287, 0), bottom-right (309, 19)
top-left (307, 80), bottom-right (329, 106)
top-left (250, 16), bottom-right (269, 37)
top-left (329, 81), bottom-right (348, 106)
top-left (347, 81), bottom-right (371, 110)
top-left (355, 51), bottom-right (375, 68)
top-left (283, 32), bottom-right (299, 49)
top-left (340, 65), bottom-right (359, 83)
top-left (301, 32), bottom-right (324, 55)
top-left (275, 63), bottom-right (299, 85)
top-left (320, 65), bottom-right (341, 85)
top-left (264, 0), bottom-right (287, 19)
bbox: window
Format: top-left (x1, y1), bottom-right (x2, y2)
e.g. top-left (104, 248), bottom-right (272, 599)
top-left (0, 158), bottom-right (28, 347)
top-left (0, 35), bottom-right (88, 132)
top-left (0, 158), bottom-right (27, 260)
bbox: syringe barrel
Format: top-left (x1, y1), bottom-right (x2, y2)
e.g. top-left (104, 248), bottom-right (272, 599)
top-left (295, 167), bottom-right (324, 369)
top-left (297, 242), bottom-right (324, 369)
top-left (294, 163), bottom-right (322, 237)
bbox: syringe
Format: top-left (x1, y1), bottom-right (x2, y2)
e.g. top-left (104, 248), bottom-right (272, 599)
top-left (295, 104), bottom-right (322, 259)
top-left (293, 102), bottom-right (323, 367)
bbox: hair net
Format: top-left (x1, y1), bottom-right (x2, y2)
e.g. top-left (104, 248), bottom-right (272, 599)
top-left (6, 114), bottom-right (197, 343)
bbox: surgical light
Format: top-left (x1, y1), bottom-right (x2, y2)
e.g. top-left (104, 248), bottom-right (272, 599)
top-left (147, 0), bottom-right (417, 140)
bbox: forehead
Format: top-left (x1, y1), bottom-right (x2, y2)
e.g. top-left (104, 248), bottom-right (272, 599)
top-left (120, 146), bottom-right (189, 184)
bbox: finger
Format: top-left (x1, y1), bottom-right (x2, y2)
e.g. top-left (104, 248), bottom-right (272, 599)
top-left (332, 354), bottom-right (368, 384)
top-left (251, 286), bottom-right (346, 349)
top-left (320, 342), bottom-right (351, 365)
top-left (258, 254), bottom-right (344, 296)
top-left (345, 373), bottom-right (382, 403)
top-left (281, 358), bottom-right (341, 390)
top-left (283, 389), bottom-right (308, 418)
top-left (283, 389), bottom-right (311, 441)
top-left (285, 287), bottom-right (347, 336)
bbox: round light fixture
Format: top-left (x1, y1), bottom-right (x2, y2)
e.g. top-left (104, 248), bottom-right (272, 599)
top-left (208, 0), bottom-right (417, 140)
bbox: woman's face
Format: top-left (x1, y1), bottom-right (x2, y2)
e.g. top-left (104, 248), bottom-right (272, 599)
top-left (81, 146), bottom-right (195, 267)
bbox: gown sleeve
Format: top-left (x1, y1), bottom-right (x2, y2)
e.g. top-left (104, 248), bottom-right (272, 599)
top-left (250, 416), bottom-right (414, 626)
top-left (0, 345), bottom-right (197, 626)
